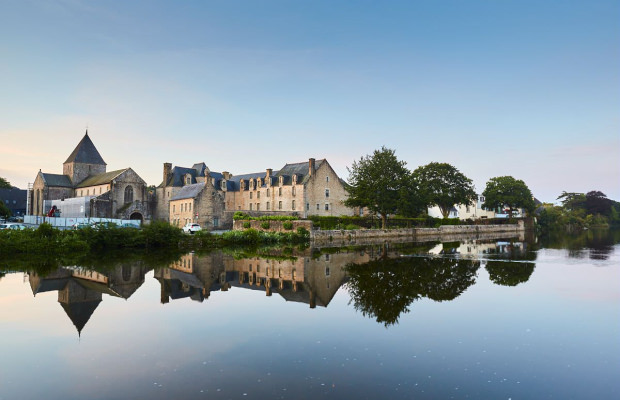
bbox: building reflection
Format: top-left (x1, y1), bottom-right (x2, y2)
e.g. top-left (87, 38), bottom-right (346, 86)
top-left (155, 248), bottom-right (376, 308)
top-left (28, 262), bottom-right (149, 335)
top-left (23, 237), bottom-right (535, 334)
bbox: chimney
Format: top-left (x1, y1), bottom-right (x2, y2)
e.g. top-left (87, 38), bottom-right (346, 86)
top-left (308, 158), bottom-right (316, 176)
top-left (163, 163), bottom-right (172, 187)
top-left (222, 171), bottom-right (231, 180)
top-left (266, 168), bottom-right (272, 178)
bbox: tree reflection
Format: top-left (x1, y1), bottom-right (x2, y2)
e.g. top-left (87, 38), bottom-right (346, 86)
top-left (485, 261), bottom-right (535, 286)
top-left (346, 256), bottom-right (480, 327)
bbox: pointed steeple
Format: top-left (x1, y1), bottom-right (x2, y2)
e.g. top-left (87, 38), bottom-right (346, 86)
top-left (64, 130), bottom-right (107, 165)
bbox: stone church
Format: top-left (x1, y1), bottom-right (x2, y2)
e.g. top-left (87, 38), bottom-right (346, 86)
top-left (30, 131), bottom-right (150, 221)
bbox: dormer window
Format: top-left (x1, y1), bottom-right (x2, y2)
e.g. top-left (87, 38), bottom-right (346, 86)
top-left (292, 175), bottom-right (297, 184)
top-left (221, 180), bottom-right (226, 190)
top-left (279, 176), bottom-right (284, 186)
top-left (185, 175), bottom-right (192, 185)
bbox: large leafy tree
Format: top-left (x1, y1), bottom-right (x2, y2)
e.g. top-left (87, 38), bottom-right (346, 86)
top-left (482, 176), bottom-right (535, 217)
top-left (345, 147), bottom-right (411, 228)
top-left (0, 177), bottom-right (12, 189)
top-left (584, 191), bottom-right (613, 217)
top-left (413, 162), bottom-right (477, 218)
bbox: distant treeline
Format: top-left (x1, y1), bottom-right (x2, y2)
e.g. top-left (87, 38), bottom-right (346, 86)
top-left (537, 191), bottom-right (620, 233)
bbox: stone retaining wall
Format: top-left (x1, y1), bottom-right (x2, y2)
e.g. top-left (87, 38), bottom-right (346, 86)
top-left (311, 221), bottom-right (524, 243)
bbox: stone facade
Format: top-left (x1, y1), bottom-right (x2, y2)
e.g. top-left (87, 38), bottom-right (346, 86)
top-left (156, 158), bottom-right (354, 230)
top-left (29, 131), bottom-right (151, 221)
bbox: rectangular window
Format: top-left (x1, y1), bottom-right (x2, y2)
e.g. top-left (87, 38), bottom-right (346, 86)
top-left (278, 201), bottom-right (282, 210)
top-left (250, 192), bottom-right (253, 199)
top-left (250, 203), bottom-right (253, 210)
top-left (306, 203), bottom-right (309, 210)
top-left (173, 205), bottom-right (176, 212)
top-left (292, 186), bottom-right (296, 196)
top-left (213, 217), bottom-right (219, 227)
top-left (266, 202), bottom-right (270, 210)
top-left (325, 189), bottom-right (329, 197)
top-left (189, 203), bottom-right (192, 211)
top-left (257, 203), bottom-right (260, 211)
top-left (292, 200), bottom-right (296, 210)
top-left (325, 203), bottom-right (329, 211)
top-left (316, 203), bottom-right (319, 210)
top-left (266, 189), bottom-right (270, 196)
top-left (257, 191), bottom-right (260, 198)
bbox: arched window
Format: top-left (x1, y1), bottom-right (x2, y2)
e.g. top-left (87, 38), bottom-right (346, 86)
top-left (124, 185), bottom-right (134, 203)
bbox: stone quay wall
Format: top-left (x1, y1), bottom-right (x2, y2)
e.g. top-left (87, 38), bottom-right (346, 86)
top-left (311, 220), bottom-right (524, 243)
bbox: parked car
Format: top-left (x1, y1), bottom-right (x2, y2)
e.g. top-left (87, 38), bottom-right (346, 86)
top-left (182, 223), bottom-right (202, 234)
top-left (0, 223), bottom-right (27, 230)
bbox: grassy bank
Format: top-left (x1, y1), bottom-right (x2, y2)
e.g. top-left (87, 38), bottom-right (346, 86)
top-left (0, 222), bottom-right (310, 258)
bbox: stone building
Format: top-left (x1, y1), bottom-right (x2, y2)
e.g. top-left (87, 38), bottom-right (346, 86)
top-left (157, 158), bottom-right (353, 230)
top-left (30, 131), bottom-right (150, 221)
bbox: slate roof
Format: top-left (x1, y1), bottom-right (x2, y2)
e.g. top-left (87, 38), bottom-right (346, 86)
top-left (60, 299), bottom-right (101, 335)
top-left (170, 183), bottom-right (206, 201)
top-left (226, 172), bottom-right (269, 191)
top-left (76, 169), bottom-right (128, 188)
top-left (163, 166), bottom-right (201, 187)
top-left (275, 159), bottom-right (324, 185)
top-left (64, 131), bottom-right (106, 165)
top-left (40, 173), bottom-right (73, 188)
top-left (0, 188), bottom-right (27, 211)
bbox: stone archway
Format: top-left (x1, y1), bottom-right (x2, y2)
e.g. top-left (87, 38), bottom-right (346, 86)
top-left (129, 212), bottom-right (143, 222)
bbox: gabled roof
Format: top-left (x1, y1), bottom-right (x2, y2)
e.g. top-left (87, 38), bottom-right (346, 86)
top-left (170, 183), bottom-right (206, 201)
top-left (226, 172), bottom-right (268, 191)
top-left (163, 166), bottom-right (201, 187)
top-left (275, 159), bottom-right (324, 185)
top-left (40, 172), bottom-right (73, 188)
top-left (64, 131), bottom-right (106, 165)
top-left (76, 168), bottom-right (128, 188)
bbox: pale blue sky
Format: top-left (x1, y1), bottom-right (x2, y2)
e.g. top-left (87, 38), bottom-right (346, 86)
top-left (1, 0), bottom-right (618, 202)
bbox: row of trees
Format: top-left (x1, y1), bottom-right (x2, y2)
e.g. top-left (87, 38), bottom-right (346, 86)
top-left (538, 191), bottom-right (620, 233)
top-left (344, 147), bottom-right (535, 228)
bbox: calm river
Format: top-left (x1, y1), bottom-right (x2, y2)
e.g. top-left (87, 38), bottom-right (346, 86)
top-left (1, 230), bottom-right (618, 399)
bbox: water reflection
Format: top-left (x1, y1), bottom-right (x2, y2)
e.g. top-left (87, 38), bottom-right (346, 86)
top-left (18, 237), bottom-right (544, 334)
top-left (28, 262), bottom-right (149, 335)
top-left (346, 257), bottom-right (481, 326)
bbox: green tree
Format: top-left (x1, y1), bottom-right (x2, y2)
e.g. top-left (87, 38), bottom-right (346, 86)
top-left (0, 200), bottom-right (11, 219)
top-left (413, 162), bottom-right (477, 218)
top-left (0, 177), bottom-right (12, 189)
top-left (482, 176), bottom-right (535, 218)
top-left (486, 261), bottom-right (535, 286)
top-left (345, 147), bottom-right (412, 228)
top-left (557, 191), bottom-right (586, 211)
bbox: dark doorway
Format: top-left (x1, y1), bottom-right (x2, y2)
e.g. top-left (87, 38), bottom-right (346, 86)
top-left (129, 212), bottom-right (143, 222)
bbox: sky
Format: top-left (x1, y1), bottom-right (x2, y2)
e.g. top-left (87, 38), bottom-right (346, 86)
top-left (1, 0), bottom-right (618, 203)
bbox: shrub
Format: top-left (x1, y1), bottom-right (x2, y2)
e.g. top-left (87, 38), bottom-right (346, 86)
top-left (260, 221), bottom-right (270, 230)
top-left (296, 227), bottom-right (309, 236)
top-left (243, 221), bottom-right (251, 229)
top-left (283, 221), bottom-right (293, 230)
